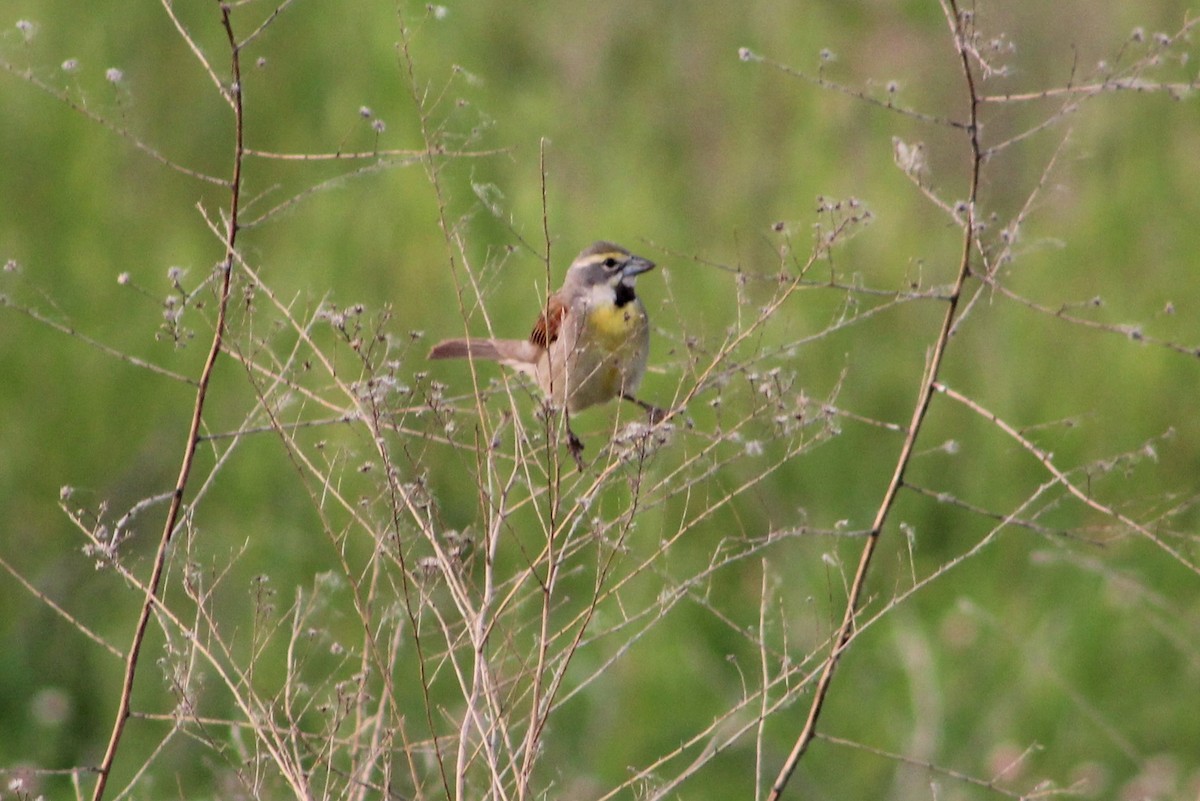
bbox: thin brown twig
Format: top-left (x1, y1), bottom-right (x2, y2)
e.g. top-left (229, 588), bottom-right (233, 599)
top-left (239, 162), bottom-right (421, 229)
top-left (227, 330), bottom-right (436, 796)
top-left (515, 138), bottom-right (558, 800)
top-left (66, 496), bottom-right (309, 796)
top-left (159, 0), bottom-right (224, 100)
top-left (815, 733), bottom-right (1068, 799)
top-left (979, 15), bottom-right (1200, 105)
top-left (0, 60), bottom-right (226, 186)
top-left (607, 466), bottom-right (1052, 801)
top-left (988, 281), bottom-right (1200, 359)
top-left (0, 551), bottom-right (123, 660)
top-left (981, 75), bottom-right (1200, 104)
top-left (89, 7), bottom-right (244, 800)
top-left (236, 0), bottom-right (297, 50)
top-left (0, 298), bottom-right (197, 385)
top-left (935, 382), bottom-right (1199, 574)
top-left (755, 561), bottom-right (773, 801)
top-left (748, 52), bottom-right (965, 130)
top-left (768, 1), bottom-right (983, 796)
top-left (385, 11), bottom-right (459, 799)
top-left (243, 145), bottom-right (508, 160)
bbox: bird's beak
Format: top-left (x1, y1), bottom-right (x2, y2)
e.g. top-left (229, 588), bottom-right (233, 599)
top-left (623, 255), bottom-right (656, 277)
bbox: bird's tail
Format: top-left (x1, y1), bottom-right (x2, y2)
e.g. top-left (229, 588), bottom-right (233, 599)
top-left (428, 338), bottom-right (500, 361)
top-left (428, 338), bottom-right (541, 376)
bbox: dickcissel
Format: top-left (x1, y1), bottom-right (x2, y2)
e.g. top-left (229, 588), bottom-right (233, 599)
top-left (429, 241), bottom-right (663, 467)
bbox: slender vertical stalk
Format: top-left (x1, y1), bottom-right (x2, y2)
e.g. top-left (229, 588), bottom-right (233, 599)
top-left (767, 2), bottom-right (981, 797)
top-left (90, 5), bottom-right (244, 799)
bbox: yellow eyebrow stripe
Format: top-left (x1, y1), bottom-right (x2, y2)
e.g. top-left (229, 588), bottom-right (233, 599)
top-left (576, 252), bottom-right (626, 266)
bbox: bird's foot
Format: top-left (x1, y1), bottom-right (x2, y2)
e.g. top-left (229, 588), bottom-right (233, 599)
top-left (644, 404), bottom-right (669, 425)
top-left (567, 429), bottom-right (586, 471)
top-left (623, 394), bottom-right (669, 425)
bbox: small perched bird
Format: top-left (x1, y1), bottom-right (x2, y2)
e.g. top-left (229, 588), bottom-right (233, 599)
top-left (429, 241), bottom-right (664, 467)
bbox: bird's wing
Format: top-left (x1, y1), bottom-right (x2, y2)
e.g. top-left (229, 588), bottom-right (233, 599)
top-left (530, 294), bottom-right (567, 349)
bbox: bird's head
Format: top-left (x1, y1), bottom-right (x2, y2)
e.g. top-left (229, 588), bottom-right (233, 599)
top-left (564, 241), bottom-right (655, 296)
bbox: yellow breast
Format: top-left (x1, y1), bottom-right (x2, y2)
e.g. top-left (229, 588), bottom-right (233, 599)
top-left (547, 296), bottom-right (649, 412)
top-left (587, 302), bottom-right (646, 351)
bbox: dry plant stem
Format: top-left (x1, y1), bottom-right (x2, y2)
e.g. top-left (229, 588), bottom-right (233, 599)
top-left (815, 734), bottom-right (1051, 799)
top-left (235, 355), bottom-right (431, 795)
top-left (0, 552), bottom-right (123, 659)
top-left (599, 467), bottom-right (1058, 800)
top-left (392, 13), bottom-right (476, 798)
top-left (0, 58), bottom-right (225, 185)
top-left (3, 298), bottom-right (198, 385)
top-left (243, 146), bottom-right (506, 160)
top-left (935, 383), bottom-right (1199, 573)
top-left (71, 500), bottom-right (310, 796)
top-left (755, 562), bottom-right (773, 801)
top-left (515, 138), bottom-right (558, 800)
top-left (90, 7), bottom-right (244, 801)
top-left (768, 2), bottom-right (981, 797)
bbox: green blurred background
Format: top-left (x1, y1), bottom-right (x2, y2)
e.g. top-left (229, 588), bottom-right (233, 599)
top-left (2, 0), bottom-right (1199, 798)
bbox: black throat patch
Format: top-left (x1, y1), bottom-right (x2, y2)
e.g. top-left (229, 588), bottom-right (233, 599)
top-left (614, 282), bottom-right (637, 307)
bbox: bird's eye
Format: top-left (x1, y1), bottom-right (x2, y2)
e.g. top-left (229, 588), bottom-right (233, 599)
top-left (603, 257), bottom-right (619, 269)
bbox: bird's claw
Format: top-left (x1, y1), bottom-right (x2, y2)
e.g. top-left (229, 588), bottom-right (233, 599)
top-left (644, 405), bottom-right (669, 425)
top-left (567, 430), bottom-right (586, 471)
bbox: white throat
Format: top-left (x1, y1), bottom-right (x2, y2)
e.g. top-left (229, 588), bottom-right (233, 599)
top-left (585, 282), bottom-right (618, 308)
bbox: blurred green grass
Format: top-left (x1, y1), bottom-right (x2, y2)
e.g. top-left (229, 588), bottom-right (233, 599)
top-left (2, 0), bottom-right (1199, 798)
